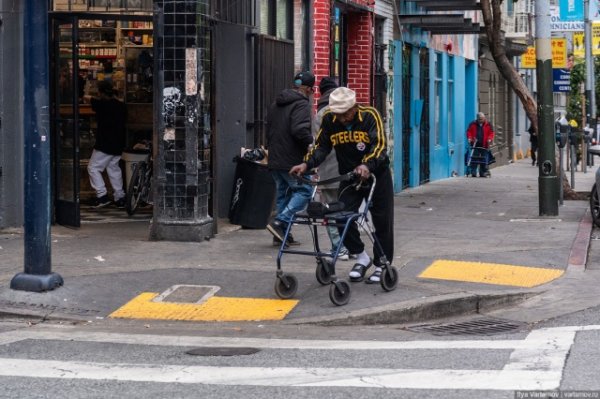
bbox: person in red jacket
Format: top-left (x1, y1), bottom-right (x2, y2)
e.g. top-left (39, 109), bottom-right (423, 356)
top-left (466, 112), bottom-right (495, 177)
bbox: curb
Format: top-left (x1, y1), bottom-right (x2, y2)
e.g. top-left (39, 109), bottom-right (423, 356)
top-left (284, 291), bottom-right (539, 326)
top-left (568, 209), bottom-right (593, 270)
top-left (0, 307), bottom-right (90, 323)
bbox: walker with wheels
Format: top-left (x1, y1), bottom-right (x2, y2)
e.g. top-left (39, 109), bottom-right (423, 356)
top-left (465, 146), bottom-right (494, 177)
top-left (273, 172), bottom-right (399, 306)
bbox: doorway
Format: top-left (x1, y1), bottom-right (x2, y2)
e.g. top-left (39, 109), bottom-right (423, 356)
top-left (51, 13), bottom-right (154, 227)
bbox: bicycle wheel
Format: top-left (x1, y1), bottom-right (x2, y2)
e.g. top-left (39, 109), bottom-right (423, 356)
top-left (125, 162), bottom-right (146, 216)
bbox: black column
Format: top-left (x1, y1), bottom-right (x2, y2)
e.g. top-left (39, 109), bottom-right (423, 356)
top-left (151, 0), bottom-right (213, 241)
top-left (11, 0), bottom-right (63, 291)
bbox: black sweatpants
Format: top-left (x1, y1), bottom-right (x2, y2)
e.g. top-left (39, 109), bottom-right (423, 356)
top-left (337, 167), bottom-right (394, 266)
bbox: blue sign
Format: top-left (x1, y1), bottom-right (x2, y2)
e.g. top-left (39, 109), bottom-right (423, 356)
top-left (559, 0), bottom-right (584, 21)
top-left (553, 69), bottom-right (571, 92)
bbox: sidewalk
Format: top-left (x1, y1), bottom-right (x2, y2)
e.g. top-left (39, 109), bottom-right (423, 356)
top-left (1, 158), bottom-right (599, 326)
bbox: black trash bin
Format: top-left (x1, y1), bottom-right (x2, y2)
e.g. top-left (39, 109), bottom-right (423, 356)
top-left (229, 156), bottom-right (275, 229)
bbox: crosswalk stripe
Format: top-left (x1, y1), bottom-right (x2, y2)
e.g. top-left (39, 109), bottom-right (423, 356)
top-left (0, 329), bottom-right (529, 350)
top-left (0, 358), bottom-right (561, 390)
top-left (0, 325), bottom-right (598, 391)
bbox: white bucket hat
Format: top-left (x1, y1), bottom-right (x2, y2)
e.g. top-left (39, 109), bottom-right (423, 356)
top-left (328, 87), bottom-right (356, 113)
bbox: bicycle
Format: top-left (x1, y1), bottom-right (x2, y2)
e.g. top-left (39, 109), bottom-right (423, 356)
top-left (125, 143), bottom-right (152, 216)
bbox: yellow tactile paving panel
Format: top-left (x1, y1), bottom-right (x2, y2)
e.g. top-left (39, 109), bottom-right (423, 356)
top-left (418, 260), bottom-right (564, 288)
top-left (109, 293), bottom-right (299, 321)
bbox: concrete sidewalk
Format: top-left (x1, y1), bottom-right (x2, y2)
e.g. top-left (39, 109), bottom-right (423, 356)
top-left (1, 158), bottom-right (599, 326)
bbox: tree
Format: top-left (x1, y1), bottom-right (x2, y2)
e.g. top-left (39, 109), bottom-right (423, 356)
top-left (481, 0), bottom-right (583, 199)
top-left (480, 0), bottom-right (538, 132)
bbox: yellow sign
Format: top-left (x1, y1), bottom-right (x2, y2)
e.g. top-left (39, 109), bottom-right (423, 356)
top-left (574, 32), bottom-right (585, 57)
top-left (594, 23), bottom-right (600, 55)
top-left (521, 46), bottom-right (536, 68)
top-left (551, 38), bottom-right (567, 68)
top-left (520, 38), bottom-right (567, 69)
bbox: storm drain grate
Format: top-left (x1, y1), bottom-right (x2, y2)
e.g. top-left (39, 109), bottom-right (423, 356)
top-left (0, 300), bottom-right (101, 316)
top-left (186, 347), bottom-right (261, 357)
top-left (407, 317), bottom-right (527, 336)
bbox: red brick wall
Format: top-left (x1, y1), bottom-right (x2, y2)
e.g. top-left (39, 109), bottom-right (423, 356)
top-left (312, 0), bottom-right (373, 105)
top-left (346, 12), bottom-right (372, 104)
top-left (313, 0), bottom-right (331, 96)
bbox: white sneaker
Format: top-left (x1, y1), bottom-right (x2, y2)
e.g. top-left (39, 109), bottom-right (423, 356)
top-left (336, 248), bottom-right (350, 261)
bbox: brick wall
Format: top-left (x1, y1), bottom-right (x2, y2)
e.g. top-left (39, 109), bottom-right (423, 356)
top-left (313, 0), bottom-right (331, 93)
top-left (312, 0), bottom-right (373, 104)
top-left (346, 12), bottom-right (372, 104)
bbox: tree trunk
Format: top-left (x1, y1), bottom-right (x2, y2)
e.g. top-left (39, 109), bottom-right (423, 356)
top-left (480, 0), bottom-right (538, 131)
top-left (480, 0), bottom-right (580, 200)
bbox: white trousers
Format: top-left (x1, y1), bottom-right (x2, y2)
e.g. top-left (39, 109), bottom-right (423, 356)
top-left (87, 149), bottom-right (125, 200)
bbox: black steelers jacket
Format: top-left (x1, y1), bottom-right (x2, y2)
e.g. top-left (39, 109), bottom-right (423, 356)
top-left (304, 105), bottom-right (389, 175)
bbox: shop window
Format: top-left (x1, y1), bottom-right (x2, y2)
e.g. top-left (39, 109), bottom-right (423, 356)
top-left (52, 0), bottom-right (153, 12)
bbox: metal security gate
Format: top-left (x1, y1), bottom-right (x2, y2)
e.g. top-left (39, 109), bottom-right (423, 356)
top-left (419, 47), bottom-right (430, 184)
top-left (402, 44), bottom-right (412, 189)
top-left (373, 17), bottom-right (386, 117)
top-left (254, 35), bottom-right (294, 146)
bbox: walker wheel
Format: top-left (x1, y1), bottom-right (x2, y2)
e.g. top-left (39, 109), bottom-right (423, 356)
top-left (380, 266), bottom-right (398, 292)
top-left (329, 280), bottom-right (351, 306)
top-left (316, 259), bottom-right (334, 285)
top-left (274, 274), bottom-right (298, 299)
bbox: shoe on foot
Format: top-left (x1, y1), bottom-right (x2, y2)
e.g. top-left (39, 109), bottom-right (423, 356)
top-left (114, 198), bottom-right (126, 209)
top-left (336, 247), bottom-right (350, 261)
top-left (348, 260), bottom-right (372, 282)
top-left (272, 231), bottom-right (300, 247)
top-left (272, 237), bottom-right (289, 249)
top-left (93, 195), bottom-right (111, 208)
top-left (365, 267), bottom-right (383, 284)
top-left (267, 220), bottom-right (286, 242)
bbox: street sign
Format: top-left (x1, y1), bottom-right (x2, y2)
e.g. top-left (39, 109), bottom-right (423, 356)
top-left (553, 69), bottom-right (571, 92)
top-left (559, 0), bottom-right (583, 21)
top-left (551, 6), bottom-right (584, 31)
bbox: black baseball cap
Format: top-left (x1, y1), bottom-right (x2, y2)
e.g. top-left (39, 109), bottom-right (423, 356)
top-left (294, 71), bottom-right (315, 87)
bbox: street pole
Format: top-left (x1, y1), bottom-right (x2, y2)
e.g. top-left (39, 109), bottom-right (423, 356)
top-left (10, 0), bottom-right (63, 292)
top-left (585, 0), bottom-right (596, 171)
top-left (535, 0), bottom-right (559, 216)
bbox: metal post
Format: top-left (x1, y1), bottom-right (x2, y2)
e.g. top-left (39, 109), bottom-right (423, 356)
top-left (10, 0), bottom-right (63, 292)
top-left (559, 145), bottom-right (564, 205)
top-left (585, 0), bottom-right (595, 173)
top-left (535, 0), bottom-right (559, 216)
top-left (571, 142), bottom-right (576, 189)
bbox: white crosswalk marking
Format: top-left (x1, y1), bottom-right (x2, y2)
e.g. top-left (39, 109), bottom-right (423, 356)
top-left (0, 325), bottom-right (598, 390)
top-left (0, 358), bottom-right (561, 390)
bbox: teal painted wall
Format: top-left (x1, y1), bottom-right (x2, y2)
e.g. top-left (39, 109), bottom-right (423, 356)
top-left (393, 39), bottom-right (477, 188)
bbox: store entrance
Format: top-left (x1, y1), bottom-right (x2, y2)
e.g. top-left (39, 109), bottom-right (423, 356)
top-left (51, 13), bottom-right (154, 227)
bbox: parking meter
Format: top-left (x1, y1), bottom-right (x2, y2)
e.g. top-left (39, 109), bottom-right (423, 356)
top-left (555, 119), bottom-right (569, 148)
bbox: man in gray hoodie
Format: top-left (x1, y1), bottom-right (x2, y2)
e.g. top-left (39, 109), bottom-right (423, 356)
top-left (312, 77), bottom-right (352, 261)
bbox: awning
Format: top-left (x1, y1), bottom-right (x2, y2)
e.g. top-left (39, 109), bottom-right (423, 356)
top-left (400, 0), bottom-right (482, 34)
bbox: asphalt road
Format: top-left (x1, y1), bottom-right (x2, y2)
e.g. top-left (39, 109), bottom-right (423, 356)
top-left (0, 306), bottom-right (599, 399)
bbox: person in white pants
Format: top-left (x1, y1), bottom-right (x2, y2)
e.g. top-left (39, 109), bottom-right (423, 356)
top-left (87, 150), bottom-right (125, 206)
top-left (85, 80), bottom-right (127, 208)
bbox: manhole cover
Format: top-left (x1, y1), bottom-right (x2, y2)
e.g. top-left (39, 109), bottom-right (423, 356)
top-left (186, 347), bottom-right (261, 356)
top-left (407, 317), bottom-right (527, 336)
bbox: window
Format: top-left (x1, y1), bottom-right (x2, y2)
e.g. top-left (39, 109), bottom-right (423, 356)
top-left (434, 53), bottom-right (442, 146)
top-left (294, 0), bottom-right (310, 71)
top-left (448, 56), bottom-right (454, 143)
top-left (260, 0), bottom-right (292, 39)
top-left (53, 0), bottom-right (152, 11)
